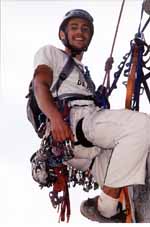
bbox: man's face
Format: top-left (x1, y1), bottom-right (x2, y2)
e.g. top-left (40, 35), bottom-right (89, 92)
top-left (65, 17), bottom-right (91, 50)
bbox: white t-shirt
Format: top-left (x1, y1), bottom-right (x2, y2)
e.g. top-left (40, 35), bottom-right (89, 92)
top-left (33, 45), bottom-right (93, 99)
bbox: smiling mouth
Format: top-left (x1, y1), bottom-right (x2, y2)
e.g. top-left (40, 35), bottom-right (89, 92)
top-left (72, 37), bottom-right (87, 49)
top-left (75, 37), bottom-right (84, 41)
top-left (74, 35), bottom-right (86, 42)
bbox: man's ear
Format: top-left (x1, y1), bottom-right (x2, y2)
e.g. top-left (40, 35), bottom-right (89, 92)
top-left (59, 31), bottom-right (66, 40)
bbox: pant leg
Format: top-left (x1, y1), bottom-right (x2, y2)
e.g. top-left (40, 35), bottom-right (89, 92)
top-left (104, 134), bottom-right (148, 187)
top-left (91, 148), bottom-right (113, 187)
top-left (66, 145), bottom-right (100, 171)
top-left (82, 109), bottom-right (150, 187)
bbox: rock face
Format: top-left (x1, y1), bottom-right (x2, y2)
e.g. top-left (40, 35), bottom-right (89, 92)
top-left (133, 153), bottom-right (150, 223)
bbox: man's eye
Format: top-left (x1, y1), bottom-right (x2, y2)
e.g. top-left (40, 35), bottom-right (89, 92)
top-left (82, 27), bottom-right (90, 32)
top-left (71, 26), bottom-right (78, 30)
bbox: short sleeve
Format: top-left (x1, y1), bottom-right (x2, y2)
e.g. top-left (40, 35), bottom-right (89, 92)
top-left (33, 45), bottom-right (56, 70)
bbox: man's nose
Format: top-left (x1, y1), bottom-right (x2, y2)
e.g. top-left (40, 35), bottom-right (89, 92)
top-left (76, 27), bottom-right (84, 34)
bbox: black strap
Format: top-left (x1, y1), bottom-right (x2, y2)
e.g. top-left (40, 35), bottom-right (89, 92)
top-left (51, 57), bottom-right (75, 93)
top-left (76, 118), bottom-right (93, 147)
top-left (54, 93), bottom-right (94, 102)
top-left (52, 55), bottom-right (96, 97)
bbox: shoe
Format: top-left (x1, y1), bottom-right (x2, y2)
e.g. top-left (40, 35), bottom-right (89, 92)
top-left (80, 196), bottom-right (127, 223)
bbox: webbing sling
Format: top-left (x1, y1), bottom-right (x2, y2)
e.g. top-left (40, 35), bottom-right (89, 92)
top-left (119, 44), bottom-right (139, 224)
top-left (51, 56), bottom-right (75, 94)
top-left (121, 43), bottom-right (140, 223)
top-left (51, 56), bottom-right (96, 97)
top-left (125, 44), bottom-right (139, 109)
top-left (119, 187), bottom-right (132, 223)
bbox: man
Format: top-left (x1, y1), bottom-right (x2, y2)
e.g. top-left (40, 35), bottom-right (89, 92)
top-left (33, 9), bottom-right (150, 222)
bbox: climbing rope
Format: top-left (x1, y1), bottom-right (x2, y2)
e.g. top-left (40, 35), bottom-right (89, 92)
top-left (103, 0), bottom-right (126, 92)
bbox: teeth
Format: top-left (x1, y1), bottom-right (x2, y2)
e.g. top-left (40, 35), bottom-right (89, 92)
top-left (75, 38), bottom-right (83, 41)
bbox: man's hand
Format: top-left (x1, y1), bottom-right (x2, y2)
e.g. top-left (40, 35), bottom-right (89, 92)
top-left (50, 111), bottom-right (74, 142)
top-left (105, 57), bottom-right (114, 72)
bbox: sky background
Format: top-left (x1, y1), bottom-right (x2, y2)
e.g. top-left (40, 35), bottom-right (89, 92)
top-left (1, 0), bottom-right (150, 227)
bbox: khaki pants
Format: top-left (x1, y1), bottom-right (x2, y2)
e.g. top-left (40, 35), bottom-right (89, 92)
top-left (68, 106), bottom-right (150, 188)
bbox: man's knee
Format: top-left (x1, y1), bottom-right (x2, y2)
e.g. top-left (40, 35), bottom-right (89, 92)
top-left (102, 185), bottom-right (122, 199)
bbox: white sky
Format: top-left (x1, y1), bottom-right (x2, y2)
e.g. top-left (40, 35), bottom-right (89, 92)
top-left (1, 0), bottom-right (150, 227)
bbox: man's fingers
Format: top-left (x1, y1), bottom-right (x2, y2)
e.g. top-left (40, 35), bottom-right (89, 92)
top-left (105, 57), bottom-right (114, 71)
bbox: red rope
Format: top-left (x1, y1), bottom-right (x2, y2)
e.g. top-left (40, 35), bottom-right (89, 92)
top-left (52, 165), bottom-right (71, 223)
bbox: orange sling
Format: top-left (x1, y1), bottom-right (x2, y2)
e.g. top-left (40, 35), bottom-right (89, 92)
top-left (119, 43), bottom-right (139, 223)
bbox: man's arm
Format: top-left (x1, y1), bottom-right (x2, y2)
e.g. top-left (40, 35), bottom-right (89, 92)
top-left (33, 65), bottom-right (74, 142)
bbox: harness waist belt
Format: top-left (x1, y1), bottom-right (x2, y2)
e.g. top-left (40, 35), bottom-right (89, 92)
top-left (54, 94), bottom-right (95, 106)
